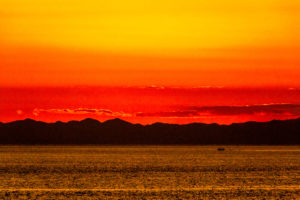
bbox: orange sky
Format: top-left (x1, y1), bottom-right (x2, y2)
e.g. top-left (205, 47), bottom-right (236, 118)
top-left (1, 0), bottom-right (300, 123)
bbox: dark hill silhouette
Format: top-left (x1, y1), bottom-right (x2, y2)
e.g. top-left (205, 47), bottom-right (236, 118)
top-left (102, 118), bottom-right (134, 127)
top-left (0, 118), bottom-right (299, 144)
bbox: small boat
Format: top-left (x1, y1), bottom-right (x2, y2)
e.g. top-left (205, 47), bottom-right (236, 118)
top-left (217, 148), bottom-right (225, 151)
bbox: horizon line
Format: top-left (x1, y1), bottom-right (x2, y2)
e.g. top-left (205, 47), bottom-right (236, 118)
top-left (2, 117), bottom-right (300, 127)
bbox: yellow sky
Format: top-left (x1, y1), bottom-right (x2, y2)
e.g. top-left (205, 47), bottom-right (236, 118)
top-left (1, 0), bottom-right (300, 53)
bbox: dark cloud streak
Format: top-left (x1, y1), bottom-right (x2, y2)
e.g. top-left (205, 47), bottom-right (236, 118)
top-left (136, 104), bottom-right (300, 118)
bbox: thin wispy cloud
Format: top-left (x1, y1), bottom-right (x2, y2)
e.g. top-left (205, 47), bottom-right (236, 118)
top-left (33, 108), bottom-right (132, 117)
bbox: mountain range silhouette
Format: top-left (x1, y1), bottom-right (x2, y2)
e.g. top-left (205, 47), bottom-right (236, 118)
top-left (0, 118), bottom-right (299, 144)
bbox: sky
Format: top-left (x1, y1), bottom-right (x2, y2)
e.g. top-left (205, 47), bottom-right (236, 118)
top-left (1, 0), bottom-right (300, 124)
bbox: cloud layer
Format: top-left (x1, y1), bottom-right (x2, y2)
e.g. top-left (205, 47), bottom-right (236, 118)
top-left (33, 104), bottom-right (300, 119)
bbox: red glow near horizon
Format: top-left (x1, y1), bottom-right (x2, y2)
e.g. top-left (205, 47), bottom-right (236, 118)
top-left (1, 86), bottom-right (300, 125)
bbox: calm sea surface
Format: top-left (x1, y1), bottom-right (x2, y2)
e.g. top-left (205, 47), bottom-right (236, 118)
top-left (0, 145), bottom-right (299, 199)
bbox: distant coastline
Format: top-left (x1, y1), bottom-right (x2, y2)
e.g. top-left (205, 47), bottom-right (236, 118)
top-left (0, 118), bottom-right (300, 145)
